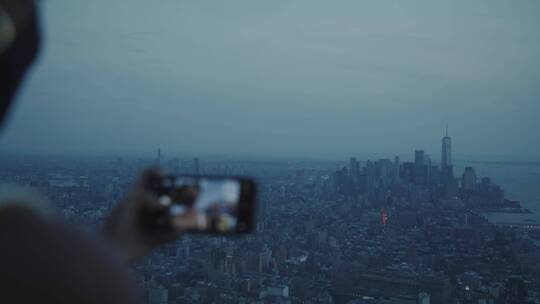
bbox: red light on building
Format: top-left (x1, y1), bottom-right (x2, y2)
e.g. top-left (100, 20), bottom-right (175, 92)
top-left (381, 209), bottom-right (388, 226)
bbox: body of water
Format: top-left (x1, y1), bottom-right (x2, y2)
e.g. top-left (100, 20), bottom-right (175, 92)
top-left (455, 160), bottom-right (540, 224)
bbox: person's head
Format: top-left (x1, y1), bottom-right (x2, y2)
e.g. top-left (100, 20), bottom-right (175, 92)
top-left (0, 0), bottom-right (40, 126)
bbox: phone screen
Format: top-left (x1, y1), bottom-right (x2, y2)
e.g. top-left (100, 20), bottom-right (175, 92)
top-left (154, 176), bottom-right (255, 233)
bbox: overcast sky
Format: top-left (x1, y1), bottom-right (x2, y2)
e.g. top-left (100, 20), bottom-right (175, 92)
top-left (1, 0), bottom-right (539, 160)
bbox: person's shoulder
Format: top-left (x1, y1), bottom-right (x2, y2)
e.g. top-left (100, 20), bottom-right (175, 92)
top-left (0, 202), bottom-right (141, 304)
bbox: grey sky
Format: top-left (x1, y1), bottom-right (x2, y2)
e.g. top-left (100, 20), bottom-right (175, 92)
top-left (1, 0), bottom-right (539, 160)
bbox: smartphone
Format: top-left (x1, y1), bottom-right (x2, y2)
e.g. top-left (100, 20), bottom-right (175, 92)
top-left (148, 175), bottom-right (256, 234)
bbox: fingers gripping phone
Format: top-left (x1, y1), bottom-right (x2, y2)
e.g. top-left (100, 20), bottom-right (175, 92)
top-left (148, 175), bottom-right (256, 234)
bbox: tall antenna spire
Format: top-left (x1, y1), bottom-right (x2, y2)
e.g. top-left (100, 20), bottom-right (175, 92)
top-left (445, 123), bottom-right (448, 137)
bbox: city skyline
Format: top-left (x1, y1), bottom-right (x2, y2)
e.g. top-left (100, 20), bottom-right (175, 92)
top-left (1, 123), bottom-right (536, 163)
top-left (1, 144), bottom-right (537, 303)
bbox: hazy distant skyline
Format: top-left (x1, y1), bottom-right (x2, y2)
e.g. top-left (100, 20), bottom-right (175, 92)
top-left (1, 0), bottom-right (539, 160)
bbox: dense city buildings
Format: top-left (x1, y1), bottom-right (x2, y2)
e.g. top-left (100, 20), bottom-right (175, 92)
top-left (0, 132), bottom-right (538, 304)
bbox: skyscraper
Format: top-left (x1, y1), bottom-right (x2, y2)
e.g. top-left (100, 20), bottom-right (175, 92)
top-left (392, 156), bottom-right (400, 185)
top-left (441, 125), bottom-right (452, 168)
top-left (414, 150), bottom-right (425, 184)
top-left (377, 159), bottom-right (393, 188)
top-left (415, 150), bottom-right (425, 167)
top-left (349, 157), bottom-right (360, 181)
top-left (441, 125), bottom-right (453, 184)
top-left (462, 166), bottom-right (477, 190)
top-left (424, 154), bottom-right (432, 184)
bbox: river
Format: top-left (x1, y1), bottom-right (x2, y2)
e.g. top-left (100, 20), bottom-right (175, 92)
top-left (455, 160), bottom-right (540, 224)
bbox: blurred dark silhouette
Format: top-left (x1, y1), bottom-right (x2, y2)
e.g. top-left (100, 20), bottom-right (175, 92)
top-left (0, 1), bottom-right (184, 303)
top-left (0, 206), bottom-right (140, 304)
top-left (0, 0), bottom-right (39, 124)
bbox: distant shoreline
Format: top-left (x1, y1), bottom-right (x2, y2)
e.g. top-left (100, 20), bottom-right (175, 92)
top-left (465, 160), bottom-right (540, 167)
top-left (482, 211), bottom-right (540, 225)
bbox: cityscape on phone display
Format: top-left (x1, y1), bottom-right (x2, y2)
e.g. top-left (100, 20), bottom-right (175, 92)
top-left (159, 178), bottom-right (241, 232)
